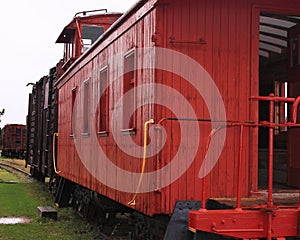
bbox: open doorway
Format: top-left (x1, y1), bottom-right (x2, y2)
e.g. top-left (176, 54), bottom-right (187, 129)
top-left (258, 12), bottom-right (300, 190)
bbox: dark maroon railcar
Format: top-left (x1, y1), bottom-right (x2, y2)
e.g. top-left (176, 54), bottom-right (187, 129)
top-left (26, 67), bottom-right (58, 181)
top-left (1, 124), bottom-right (26, 158)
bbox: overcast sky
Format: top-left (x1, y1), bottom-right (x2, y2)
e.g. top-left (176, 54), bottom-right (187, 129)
top-left (0, 0), bottom-right (136, 128)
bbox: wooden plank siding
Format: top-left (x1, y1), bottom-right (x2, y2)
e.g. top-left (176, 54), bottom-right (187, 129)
top-left (154, 0), bottom-right (253, 214)
top-left (154, 0), bottom-right (300, 215)
top-left (55, 0), bottom-right (300, 216)
top-left (56, 3), bottom-right (159, 216)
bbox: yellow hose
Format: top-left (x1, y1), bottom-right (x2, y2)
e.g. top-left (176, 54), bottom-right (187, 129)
top-left (52, 132), bottom-right (61, 174)
top-left (128, 119), bottom-right (154, 206)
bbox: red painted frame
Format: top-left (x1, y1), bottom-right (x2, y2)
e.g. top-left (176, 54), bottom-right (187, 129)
top-left (189, 95), bottom-right (300, 239)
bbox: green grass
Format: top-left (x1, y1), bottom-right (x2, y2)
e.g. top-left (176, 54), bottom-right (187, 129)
top-left (0, 168), bottom-right (19, 182)
top-left (0, 183), bottom-right (37, 217)
top-left (0, 169), bottom-right (101, 240)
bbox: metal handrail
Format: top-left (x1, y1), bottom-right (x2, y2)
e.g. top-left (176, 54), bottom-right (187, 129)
top-left (74, 9), bottom-right (108, 18)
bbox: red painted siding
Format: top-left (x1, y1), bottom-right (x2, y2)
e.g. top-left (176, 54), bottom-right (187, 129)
top-left (154, 0), bottom-right (253, 214)
top-left (55, 0), bottom-right (300, 216)
top-left (56, 2), bottom-right (158, 215)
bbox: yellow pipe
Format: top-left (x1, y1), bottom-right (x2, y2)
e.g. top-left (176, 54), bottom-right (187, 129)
top-left (128, 119), bottom-right (155, 206)
top-left (52, 132), bottom-right (61, 174)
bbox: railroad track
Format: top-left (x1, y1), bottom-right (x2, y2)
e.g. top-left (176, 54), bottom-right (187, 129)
top-left (0, 159), bottom-right (135, 239)
top-left (0, 161), bottom-right (30, 176)
top-left (0, 159), bottom-right (31, 184)
top-left (99, 219), bottom-right (135, 240)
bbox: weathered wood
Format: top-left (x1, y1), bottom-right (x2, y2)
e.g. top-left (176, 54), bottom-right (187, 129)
top-left (37, 206), bottom-right (57, 220)
top-left (54, 0), bottom-right (300, 217)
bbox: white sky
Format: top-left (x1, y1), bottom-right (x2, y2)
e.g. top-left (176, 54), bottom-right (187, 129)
top-left (0, 0), bottom-right (137, 128)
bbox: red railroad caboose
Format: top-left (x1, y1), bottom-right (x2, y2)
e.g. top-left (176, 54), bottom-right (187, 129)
top-left (52, 0), bottom-right (300, 239)
top-left (1, 124), bottom-right (26, 158)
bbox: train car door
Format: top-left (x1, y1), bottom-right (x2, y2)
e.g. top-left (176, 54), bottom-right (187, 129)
top-left (258, 13), bottom-right (300, 190)
top-left (287, 23), bottom-right (300, 187)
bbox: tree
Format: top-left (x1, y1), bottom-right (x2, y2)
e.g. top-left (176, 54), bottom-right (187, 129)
top-left (0, 109), bottom-right (5, 123)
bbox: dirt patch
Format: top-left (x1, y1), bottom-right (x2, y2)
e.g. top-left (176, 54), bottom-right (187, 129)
top-left (0, 217), bottom-right (31, 224)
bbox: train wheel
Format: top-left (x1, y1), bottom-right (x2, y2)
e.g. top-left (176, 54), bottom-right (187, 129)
top-left (89, 204), bottom-right (106, 226)
top-left (130, 213), bottom-right (166, 240)
top-left (48, 175), bottom-right (59, 196)
top-left (133, 214), bottom-right (151, 240)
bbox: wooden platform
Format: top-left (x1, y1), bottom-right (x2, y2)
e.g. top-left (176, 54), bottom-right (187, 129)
top-left (210, 191), bottom-right (299, 209)
top-left (37, 206), bottom-right (57, 220)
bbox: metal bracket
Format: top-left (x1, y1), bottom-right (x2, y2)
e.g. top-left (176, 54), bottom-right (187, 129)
top-left (163, 200), bottom-right (200, 240)
top-left (189, 208), bottom-right (299, 239)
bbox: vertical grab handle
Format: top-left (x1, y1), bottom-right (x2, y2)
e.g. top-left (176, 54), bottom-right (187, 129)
top-left (53, 132), bottom-right (61, 174)
top-left (128, 119), bottom-right (155, 206)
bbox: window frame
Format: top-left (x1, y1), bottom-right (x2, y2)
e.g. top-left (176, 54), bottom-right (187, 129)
top-left (82, 78), bottom-right (90, 136)
top-left (98, 66), bottom-right (109, 136)
top-left (122, 49), bottom-right (136, 134)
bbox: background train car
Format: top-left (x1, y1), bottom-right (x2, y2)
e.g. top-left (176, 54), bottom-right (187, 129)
top-left (1, 124), bottom-right (26, 158)
top-left (26, 67), bottom-right (59, 181)
top-left (0, 128), bottom-right (2, 150)
top-left (27, 0), bottom-right (300, 239)
top-left (25, 10), bottom-right (122, 183)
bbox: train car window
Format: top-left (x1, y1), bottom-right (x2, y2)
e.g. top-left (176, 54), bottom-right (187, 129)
top-left (99, 67), bottom-right (109, 133)
top-left (44, 80), bottom-right (49, 109)
top-left (123, 50), bottom-right (136, 131)
top-left (83, 80), bottom-right (90, 135)
top-left (15, 139), bottom-right (21, 148)
top-left (64, 43), bottom-right (73, 62)
top-left (16, 128), bottom-right (21, 136)
top-left (82, 25), bottom-right (104, 52)
top-left (82, 39), bottom-right (92, 51)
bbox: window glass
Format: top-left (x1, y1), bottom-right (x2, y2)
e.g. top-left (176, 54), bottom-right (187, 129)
top-left (82, 26), bottom-right (104, 52)
top-left (99, 67), bottom-right (108, 132)
top-left (83, 80), bottom-right (90, 134)
top-left (123, 51), bottom-right (135, 129)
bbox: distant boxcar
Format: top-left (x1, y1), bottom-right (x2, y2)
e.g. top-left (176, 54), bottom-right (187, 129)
top-left (1, 124), bottom-right (27, 158)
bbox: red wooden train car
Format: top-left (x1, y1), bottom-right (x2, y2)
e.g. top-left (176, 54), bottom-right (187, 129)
top-left (1, 124), bottom-right (26, 158)
top-left (26, 0), bottom-right (300, 239)
top-left (25, 10), bottom-right (122, 182)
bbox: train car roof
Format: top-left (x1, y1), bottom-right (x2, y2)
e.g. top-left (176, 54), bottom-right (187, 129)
top-left (56, 11), bottom-right (123, 44)
top-left (3, 124), bottom-right (26, 128)
top-left (55, 0), bottom-right (153, 85)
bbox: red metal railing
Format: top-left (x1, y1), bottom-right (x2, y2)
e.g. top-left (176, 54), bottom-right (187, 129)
top-left (190, 94), bottom-right (300, 239)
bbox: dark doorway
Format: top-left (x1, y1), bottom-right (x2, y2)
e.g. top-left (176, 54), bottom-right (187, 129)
top-left (258, 12), bottom-right (300, 189)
